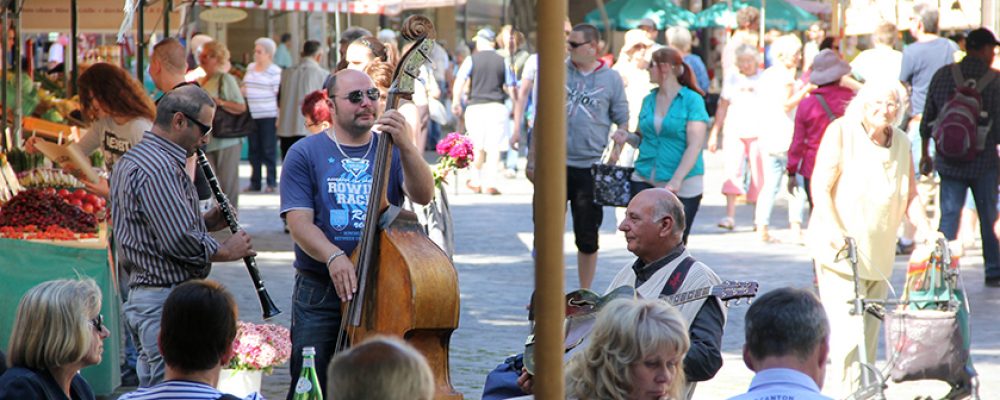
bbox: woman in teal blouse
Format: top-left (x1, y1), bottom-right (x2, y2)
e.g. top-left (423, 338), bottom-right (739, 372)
top-left (613, 47), bottom-right (710, 243)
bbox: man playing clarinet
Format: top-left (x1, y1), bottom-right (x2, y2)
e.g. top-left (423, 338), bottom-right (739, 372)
top-left (110, 85), bottom-right (256, 387)
top-left (279, 68), bottom-right (433, 399)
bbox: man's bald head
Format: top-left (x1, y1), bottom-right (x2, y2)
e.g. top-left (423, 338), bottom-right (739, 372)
top-left (325, 68), bottom-right (374, 97)
top-left (152, 37), bottom-right (187, 74)
top-left (633, 188), bottom-right (686, 238)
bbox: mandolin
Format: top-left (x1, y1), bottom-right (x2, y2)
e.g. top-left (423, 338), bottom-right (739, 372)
top-left (523, 280), bottom-right (759, 374)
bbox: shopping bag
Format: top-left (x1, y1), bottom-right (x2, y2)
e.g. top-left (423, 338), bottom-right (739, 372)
top-left (884, 309), bottom-right (967, 384)
top-left (591, 162), bottom-right (634, 207)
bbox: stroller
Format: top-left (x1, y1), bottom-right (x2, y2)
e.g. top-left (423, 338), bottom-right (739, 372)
top-left (843, 237), bottom-right (979, 400)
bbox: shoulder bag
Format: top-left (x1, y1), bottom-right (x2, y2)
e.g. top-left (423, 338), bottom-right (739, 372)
top-left (211, 74), bottom-right (257, 139)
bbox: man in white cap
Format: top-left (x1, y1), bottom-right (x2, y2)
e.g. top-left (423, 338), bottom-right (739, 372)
top-left (637, 17), bottom-right (660, 42)
top-left (452, 27), bottom-right (515, 195)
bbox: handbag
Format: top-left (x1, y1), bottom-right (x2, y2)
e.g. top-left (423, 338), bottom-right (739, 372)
top-left (591, 140), bottom-right (633, 207)
top-left (211, 74), bottom-right (256, 139)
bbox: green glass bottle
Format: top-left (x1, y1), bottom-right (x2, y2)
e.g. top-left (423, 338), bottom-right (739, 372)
top-left (292, 346), bottom-right (324, 400)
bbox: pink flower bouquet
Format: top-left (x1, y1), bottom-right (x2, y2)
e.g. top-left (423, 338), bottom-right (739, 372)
top-left (433, 132), bottom-right (475, 186)
top-left (227, 321), bottom-right (292, 374)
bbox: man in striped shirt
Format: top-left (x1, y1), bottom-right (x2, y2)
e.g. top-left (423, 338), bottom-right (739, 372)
top-left (118, 280), bottom-right (262, 400)
top-left (111, 85), bottom-right (256, 387)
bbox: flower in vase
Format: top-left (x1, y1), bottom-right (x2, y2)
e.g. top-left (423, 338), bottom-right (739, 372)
top-left (226, 321), bottom-right (292, 374)
top-left (433, 132), bottom-right (475, 186)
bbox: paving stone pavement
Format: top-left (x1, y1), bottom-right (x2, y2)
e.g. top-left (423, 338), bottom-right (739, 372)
top-left (110, 152), bottom-right (1000, 400)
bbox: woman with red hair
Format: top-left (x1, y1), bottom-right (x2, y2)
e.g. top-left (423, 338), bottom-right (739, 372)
top-left (612, 47), bottom-right (710, 244)
top-left (300, 90), bottom-right (332, 136)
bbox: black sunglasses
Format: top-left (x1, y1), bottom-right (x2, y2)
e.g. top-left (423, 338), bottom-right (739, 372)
top-left (567, 40), bottom-right (591, 49)
top-left (338, 88), bottom-right (380, 104)
top-left (91, 314), bottom-right (104, 332)
top-left (181, 112), bottom-right (212, 136)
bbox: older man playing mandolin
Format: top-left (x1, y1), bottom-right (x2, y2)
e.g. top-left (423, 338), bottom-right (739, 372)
top-left (503, 188), bottom-right (727, 400)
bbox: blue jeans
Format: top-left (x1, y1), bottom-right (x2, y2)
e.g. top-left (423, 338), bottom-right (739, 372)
top-left (938, 170), bottom-right (1000, 280)
top-left (754, 153), bottom-right (806, 227)
top-left (287, 271), bottom-right (342, 400)
top-left (248, 117), bottom-right (278, 190)
top-left (123, 286), bottom-right (171, 387)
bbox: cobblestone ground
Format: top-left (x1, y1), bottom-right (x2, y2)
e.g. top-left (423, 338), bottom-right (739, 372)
top-left (108, 152), bottom-right (1000, 400)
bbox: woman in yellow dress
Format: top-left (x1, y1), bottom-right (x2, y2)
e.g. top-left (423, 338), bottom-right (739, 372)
top-left (808, 80), bottom-right (932, 397)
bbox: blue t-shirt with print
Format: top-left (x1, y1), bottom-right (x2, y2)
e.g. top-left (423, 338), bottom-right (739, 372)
top-left (279, 132), bottom-right (404, 274)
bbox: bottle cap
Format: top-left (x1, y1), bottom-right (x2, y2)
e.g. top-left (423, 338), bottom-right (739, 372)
top-left (303, 346), bottom-right (316, 356)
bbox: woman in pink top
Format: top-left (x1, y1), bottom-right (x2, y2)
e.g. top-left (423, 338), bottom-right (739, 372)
top-left (787, 49), bottom-right (855, 208)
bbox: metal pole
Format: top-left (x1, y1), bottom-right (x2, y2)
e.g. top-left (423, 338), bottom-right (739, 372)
top-left (13, 0), bottom-right (21, 145)
top-left (2, 3), bottom-right (8, 148)
top-left (533, 0), bottom-right (566, 398)
top-left (164, 0), bottom-right (171, 38)
top-left (137, 0), bottom-right (146, 83)
top-left (334, 0), bottom-right (342, 66)
top-left (70, 0), bottom-right (78, 96)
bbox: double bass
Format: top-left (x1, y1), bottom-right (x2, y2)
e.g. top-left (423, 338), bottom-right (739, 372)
top-left (333, 35), bottom-right (463, 400)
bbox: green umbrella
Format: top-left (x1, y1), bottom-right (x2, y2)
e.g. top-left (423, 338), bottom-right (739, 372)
top-left (693, 0), bottom-right (817, 31)
top-left (584, 0), bottom-right (696, 31)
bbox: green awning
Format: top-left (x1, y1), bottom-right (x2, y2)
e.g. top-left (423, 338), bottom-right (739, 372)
top-left (693, 0), bottom-right (818, 31)
top-left (584, 0), bottom-right (696, 31)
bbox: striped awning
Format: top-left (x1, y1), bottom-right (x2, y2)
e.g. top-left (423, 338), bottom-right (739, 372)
top-left (195, 0), bottom-right (466, 15)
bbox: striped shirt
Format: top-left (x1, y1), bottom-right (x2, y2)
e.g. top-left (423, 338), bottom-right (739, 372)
top-left (110, 132), bottom-right (219, 287)
top-left (118, 380), bottom-right (263, 400)
top-left (243, 62), bottom-right (282, 119)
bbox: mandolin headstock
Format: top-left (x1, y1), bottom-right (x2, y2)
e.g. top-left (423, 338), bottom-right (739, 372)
top-left (711, 280), bottom-right (759, 306)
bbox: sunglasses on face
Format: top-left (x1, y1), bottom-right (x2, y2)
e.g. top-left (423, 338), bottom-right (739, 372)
top-left (338, 88), bottom-right (380, 104)
top-left (181, 112), bottom-right (212, 137)
top-left (567, 40), bottom-right (591, 49)
top-left (91, 314), bottom-right (104, 332)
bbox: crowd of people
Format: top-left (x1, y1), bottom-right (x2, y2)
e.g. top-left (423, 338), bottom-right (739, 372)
top-left (4, 3), bottom-right (1000, 399)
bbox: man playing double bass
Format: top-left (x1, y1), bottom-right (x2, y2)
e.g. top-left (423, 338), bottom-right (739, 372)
top-left (279, 68), bottom-right (434, 399)
top-left (513, 189), bottom-right (725, 400)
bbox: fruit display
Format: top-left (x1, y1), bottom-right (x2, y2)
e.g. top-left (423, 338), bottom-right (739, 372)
top-left (5, 148), bottom-right (44, 173)
top-left (17, 168), bottom-right (84, 189)
top-left (0, 188), bottom-right (98, 233)
top-left (0, 225), bottom-right (96, 241)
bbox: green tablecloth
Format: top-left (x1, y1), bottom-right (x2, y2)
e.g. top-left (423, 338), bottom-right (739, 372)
top-left (0, 238), bottom-right (122, 395)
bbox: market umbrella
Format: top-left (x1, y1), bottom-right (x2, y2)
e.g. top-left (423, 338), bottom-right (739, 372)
top-left (693, 0), bottom-right (818, 31)
top-left (584, 0), bottom-right (696, 30)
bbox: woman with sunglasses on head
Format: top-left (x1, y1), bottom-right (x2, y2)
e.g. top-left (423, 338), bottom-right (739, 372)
top-left (24, 63), bottom-right (154, 198)
top-left (0, 278), bottom-right (109, 400)
top-left (612, 47), bottom-right (709, 244)
top-left (198, 41), bottom-right (247, 208)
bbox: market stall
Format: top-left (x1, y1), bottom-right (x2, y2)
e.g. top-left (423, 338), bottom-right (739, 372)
top-left (0, 144), bottom-right (120, 395)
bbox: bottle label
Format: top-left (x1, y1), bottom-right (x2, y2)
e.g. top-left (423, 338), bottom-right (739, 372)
top-left (295, 378), bottom-right (313, 394)
top-left (303, 358), bottom-right (315, 368)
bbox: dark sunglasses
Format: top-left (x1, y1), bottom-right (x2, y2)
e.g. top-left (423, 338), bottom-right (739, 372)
top-left (91, 314), bottom-right (104, 332)
top-left (567, 40), bottom-right (591, 49)
top-left (338, 88), bottom-right (380, 104)
top-left (181, 112), bottom-right (212, 137)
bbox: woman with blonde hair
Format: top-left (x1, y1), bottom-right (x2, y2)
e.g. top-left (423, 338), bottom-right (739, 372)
top-left (199, 41), bottom-right (248, 208)
top-left (708, 44), bottom-right (765, 231)
top-left (808, 80), bottom-right (932, 397)
top-left (0, 278), bottom-right (109, 399)
top-left (565, 298), bottom-right (690, 400)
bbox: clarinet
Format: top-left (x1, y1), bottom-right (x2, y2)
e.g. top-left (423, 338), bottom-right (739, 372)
top-left (196, 149), bottom-right (282, 319)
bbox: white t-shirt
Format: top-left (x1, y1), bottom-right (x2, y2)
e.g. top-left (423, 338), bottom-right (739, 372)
top-left (756, 66), bottom-right (797, 154)
top-left (720, 71), bottom-right (763, 139)
top-left (73, 116), bottom-right (152, 173)
top-left (48, 42), bottom-right (64, 64)
top-left (243, 62), bottom-right (282, 119)
top-left (851, 46), bottom-right (903, 84)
